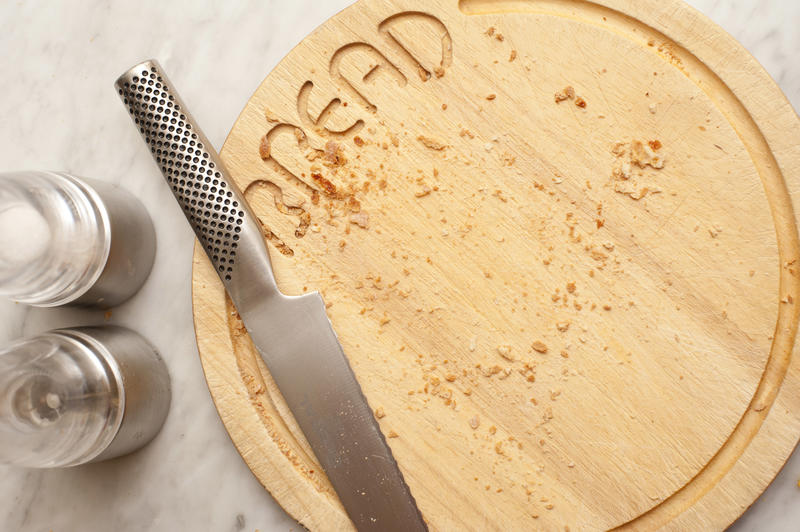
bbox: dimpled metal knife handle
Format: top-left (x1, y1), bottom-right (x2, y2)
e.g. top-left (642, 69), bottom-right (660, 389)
top-left (115, 60), bottom-right (427, 532)
top-left (115, 59), bottom-right (277, 310)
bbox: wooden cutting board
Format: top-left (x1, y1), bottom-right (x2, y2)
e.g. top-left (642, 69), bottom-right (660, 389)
top-left (191, 0), bottom-right (800, 529)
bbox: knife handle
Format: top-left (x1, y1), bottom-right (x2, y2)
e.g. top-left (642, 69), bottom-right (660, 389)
top-left (115, 60), bottom-right (278, 308)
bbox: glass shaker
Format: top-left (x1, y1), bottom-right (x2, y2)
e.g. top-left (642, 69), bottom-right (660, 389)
top-left (0, 326), bottom-right (170, 467)
top-left (0, 171), bottom-right (156, 308)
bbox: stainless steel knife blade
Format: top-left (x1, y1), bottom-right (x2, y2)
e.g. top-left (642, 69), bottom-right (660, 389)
top-left (115, 59), bottom-right (427, 532)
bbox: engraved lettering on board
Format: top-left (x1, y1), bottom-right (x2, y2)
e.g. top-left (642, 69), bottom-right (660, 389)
top-left (254, 11), bottom-right (452, 254)
top-left (297, 80), bottom-right (364, 138)
top-left (329, 43), bottom-right (407, 112)
top-left (379, 12), bottom-right (453, 81)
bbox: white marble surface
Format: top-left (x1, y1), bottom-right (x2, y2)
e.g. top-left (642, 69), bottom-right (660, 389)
top-left (0, 1), bottom-right (796, 530)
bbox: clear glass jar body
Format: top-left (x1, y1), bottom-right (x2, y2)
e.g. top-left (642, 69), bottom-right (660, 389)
top-left (0, 172), bottom-right (155, 308)
top-left (0, 327), bottom-right (170, 468)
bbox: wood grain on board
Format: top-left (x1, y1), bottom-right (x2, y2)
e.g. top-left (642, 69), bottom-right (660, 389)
top-left (191, 0), bottom-right (800, 529)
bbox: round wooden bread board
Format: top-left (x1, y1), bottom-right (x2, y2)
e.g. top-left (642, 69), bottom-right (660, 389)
top-left (191, 0), bottom-right (800, 529)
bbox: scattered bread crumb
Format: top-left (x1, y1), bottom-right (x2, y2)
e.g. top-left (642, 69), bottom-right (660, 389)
top-left (497, 345), bottom-right (514, 361)
top-left (350, 212), bottom-right (369, 229)
top-left (554, 86), bottom-right (576, 103)
top-left (417, 135), bottom-right (448, 151)
top-left (264, 109), bottom-right (279, 122)
top-left (532, 341), bottom-right (548, 354)
top-left (387, 430), bottom-right (399, 438)
top-left (509, 50), bottom-right (517, 62)
top-left (469, 415), bottom-right (480, 430)
top-left (611, 140), bottom-right (665, 200)
top-left (258, 135), bottom-right (270, 159)
top-left (415, 185), bottom-right (432, 198)
top-left (323, 140), bottom-right (346, 167)
top-left (375, 407), bottom-right (385, 419)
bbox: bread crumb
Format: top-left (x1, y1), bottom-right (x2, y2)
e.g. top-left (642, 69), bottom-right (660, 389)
top-left (415, 185), bottom-right (432, 198)
top-left (630, 140), bottom-right (664, 169)
top-left (497, 345), bottom-right (514, 361)
top-left (590, 248), bottom-right (608, 261)
top-left (323, 140), bottom-right (346, 167)
top-left (486, 94), bottom-right (497, 101)
top-left (649, 103), bottom-right (657, 114)
top-left (566, 282), bottom-right (576, 294)
top-left (350, 212), bottom-right (369, 229)
top-left (556, 321), bottom-right (570, 332)
top-left (469, 415), bottom-right (480, 430)
top-left (417, 135), bottom-right (448, 151)
top-left (611, 140), bottom-right (665, 199)
top-left (575, 97), bottom-right (587, 108)
top-left (310, 172), bottom-right (337, 196)
top-left (258, 135), bottom-right (270, 159)
top-left (560, 350), bottom-right (569, 358)
top-left (264, 109), bottom-right (279, 123)
top-left (509, 50), bottom-right (518, 62)
top-left (489, 425), bottom-right (497, 435)
top-left (709, 225), bottom-right (722, 238)
top-left (532, 341), bottom-right (548, 354)
top-left (353, 136), bottom-right (365, 147)
top-left (387, 430), bottom-right (399, 438)
top-left (434, 66), bottom-right (445, 78)
top-left (375, 407), bottom-right (385, 419)
top-left (445, 374), bottom-right (457, 382)
top-left (554, 86), bottom-right (575, 103)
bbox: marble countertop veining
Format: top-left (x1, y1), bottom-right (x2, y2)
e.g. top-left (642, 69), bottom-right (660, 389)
top-left (0, 1), bottom-right (797, 530)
